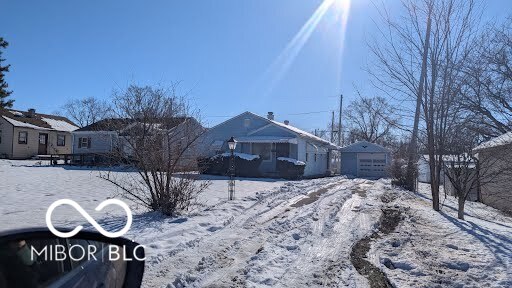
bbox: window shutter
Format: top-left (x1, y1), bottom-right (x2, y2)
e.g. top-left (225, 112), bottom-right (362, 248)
top-left (87, 137), bottom-right (91, 148)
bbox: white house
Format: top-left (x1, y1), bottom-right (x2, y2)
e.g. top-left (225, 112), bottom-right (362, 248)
top-left (0, 108), bottom-right (78, 159)
top-left (417, 155), bottom-right (446, 184)
top-left (72, 117), bottom-right (203, 168)
top-left (201, 111), bottom-right (340, 178)
top-left (418, 155), bottom-right (474, 184)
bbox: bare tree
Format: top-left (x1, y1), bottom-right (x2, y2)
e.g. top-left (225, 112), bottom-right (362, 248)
top-left (460, 17), bottom-right (512, 138)
top-left (443, 124), bottom-right (512, 219)
top-left (344, 95), bottom-right (399, 145)
top-left (370, 0), bottom-right (479, 211)
top-left (63, 96), bottom-right (112, 128)
top-left (99, 84), bottom-right (209, 216)
top-left (442, 124), bottom-right (479, 219)
top-left (369, 0), bottom-right (434, 192)
top-left (443, 154), bottom-right (478, 220)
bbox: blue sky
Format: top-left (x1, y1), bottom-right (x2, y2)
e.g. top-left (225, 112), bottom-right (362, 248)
top-left (1, 0), bottom-right (510, 130)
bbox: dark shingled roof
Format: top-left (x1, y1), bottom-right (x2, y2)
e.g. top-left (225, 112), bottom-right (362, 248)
top-left (75, 117), bottom-right (195, 132)
top-left (0, 108), bottom-right (78, 131)
top-left (74, 118), bottom-right (136, 132)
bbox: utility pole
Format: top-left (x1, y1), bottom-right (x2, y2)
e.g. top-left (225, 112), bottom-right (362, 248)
top-left (338, 94), bottom-right (343, 147)
top-left (406, 4), bottom-right (432, 195)
top-left (330, 111), bottom-right (335, 143)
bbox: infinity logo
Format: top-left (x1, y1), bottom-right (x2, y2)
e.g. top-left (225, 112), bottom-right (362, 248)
top-left (46, 199), bottom-right (133, 238)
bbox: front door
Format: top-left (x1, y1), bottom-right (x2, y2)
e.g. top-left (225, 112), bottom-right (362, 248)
top-left (38, 133), bottom-right (48, 154)
top-left (275, 143), bottom-right (290, 158)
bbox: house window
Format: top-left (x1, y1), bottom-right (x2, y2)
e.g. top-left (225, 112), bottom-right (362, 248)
top-left (0, 130), bottom-right (2, 144)
top-left (306, 153), bottom-right (309, 162)
top-left (244, 118), bottom-right (251, 128)
top-left (18, 131), bottom-right (28, 144)
top-left (57, 134), bottom-right (66, 146)
top-left (79, 137), bottom-right (90, 148)
top-left (252, 143), bottom-right (271, 161)
top-left (314, 154), bottom-right (317, 162)
top-left (39, 134), bottom-right (46, 145)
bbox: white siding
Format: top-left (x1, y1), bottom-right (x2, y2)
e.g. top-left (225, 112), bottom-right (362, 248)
top-left (0, 117), bottom-right (13, 158)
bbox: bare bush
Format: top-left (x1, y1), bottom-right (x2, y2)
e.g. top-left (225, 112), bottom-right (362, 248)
top-left (389, 140), bottom-right (412, 189)
top-left (99, 84), bottom-right (209, 216)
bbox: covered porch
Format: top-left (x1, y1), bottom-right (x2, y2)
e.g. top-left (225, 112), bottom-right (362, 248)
top-left (235, 136), bottom-right (299, 176)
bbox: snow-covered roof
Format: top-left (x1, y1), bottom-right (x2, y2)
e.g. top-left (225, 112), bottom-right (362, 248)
top-left (268, 119), bottom-right (336, 148)
top-left (2, 116), bottom-right (48, 130)
top-left (41, 117), bottom-right (78, 132)
top-left (473, 131), bottom-right (512, 151)
top-left (1, 109), bottom-right (78, 132)
top-left (340, 141), bottom-right (391, 153)
top-left (209, 111), bottom-right (338, 149)
top-left (213, 152), bottom-right (260, 161)
top-left (420, 154), bottom-right (474, 163)
top-left (9, 110), bottom-right (23, 117)
top-left (277, 157), bottom-right (306, 166)
top-left (235, 136), bottom-right (296, 144)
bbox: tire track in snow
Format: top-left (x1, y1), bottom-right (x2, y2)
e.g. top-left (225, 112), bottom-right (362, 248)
top-left (143, 177), bottom-right (387, 288)
top-left (278, 180), bottom-right (384, 287)
top-left (198, 180), bottom-right (351, 287)
top-left (142, 179), bottom-right (331, 287)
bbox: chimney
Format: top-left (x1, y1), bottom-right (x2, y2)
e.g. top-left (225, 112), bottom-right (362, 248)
top-left (267, 112), bottom-right (274, 120)
top-left (28, 108), bottom-right (36, 118)
top-left (284, 120), bottom-right (289, 125)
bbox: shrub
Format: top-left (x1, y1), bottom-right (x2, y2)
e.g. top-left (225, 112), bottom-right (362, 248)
top-left (97, 84), bottom-right (209, 216)
top-left (277, 157), bottom-right (305, 180)
top-left (390, 158), bottom-right (412, 189)
top-left (199, 152), bottom-right (263, 178)
top-left (197, 156), bottom-right (224, 175)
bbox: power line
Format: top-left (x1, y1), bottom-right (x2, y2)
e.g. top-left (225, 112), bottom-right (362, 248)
top-left (286, 110), bottom-right (331, 115)
top-left (205, 110), bottom-right (332, 118)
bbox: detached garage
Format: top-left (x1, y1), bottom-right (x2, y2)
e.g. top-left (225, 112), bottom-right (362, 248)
top-left (340, 141), bottom-right (391, 178)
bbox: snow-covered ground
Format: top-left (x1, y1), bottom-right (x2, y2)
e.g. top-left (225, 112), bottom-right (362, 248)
top-left (0, 160), bottom-right (283, 230)
top-left (371, 183), bottom-right (512, 288)
top-left (1, 159), bottom-right (511, 287)
top-left (138, 177), bottom-right (386, 287)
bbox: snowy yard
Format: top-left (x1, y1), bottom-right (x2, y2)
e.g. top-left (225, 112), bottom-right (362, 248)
top-left (372, 184), bottom-right (512, 287)
top-left (1, 159), bottom-right (511, 287)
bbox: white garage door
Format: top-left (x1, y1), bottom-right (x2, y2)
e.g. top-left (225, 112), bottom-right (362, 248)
top-left (357, 153), bottom-right (387, 178)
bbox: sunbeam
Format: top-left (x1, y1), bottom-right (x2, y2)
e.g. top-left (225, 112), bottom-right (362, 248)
top-left (260, 0), bottom-right (352, 98)
top-left (334, 0), bottom-right (351, 92)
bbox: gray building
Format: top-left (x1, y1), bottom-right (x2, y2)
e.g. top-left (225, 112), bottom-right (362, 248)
top-left (72, 119), bottom-right (133, 155)
top-left (72, 117), bottom-right (203, 169)
top-left (473, 131), bottom-right (512, 214)
top-left (340, 141), bottom-right (391, 178)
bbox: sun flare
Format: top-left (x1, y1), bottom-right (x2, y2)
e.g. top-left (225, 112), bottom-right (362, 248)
top-left (260, 0), bottom-right (352, 97)
top-left (333, 0), bottom-right (352, 13)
